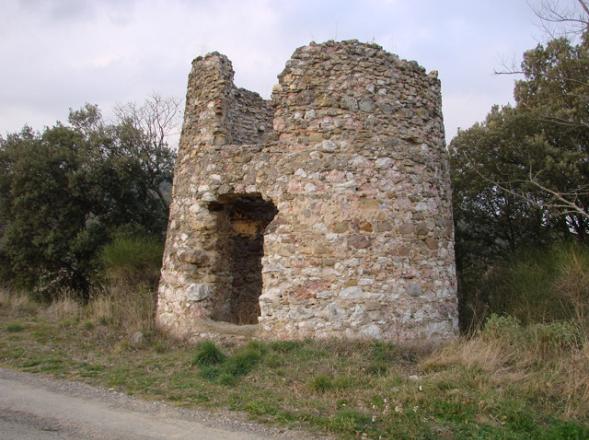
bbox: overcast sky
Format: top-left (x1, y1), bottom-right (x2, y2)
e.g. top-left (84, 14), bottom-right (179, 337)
top-left (0, 0), bottom-right (556, 144)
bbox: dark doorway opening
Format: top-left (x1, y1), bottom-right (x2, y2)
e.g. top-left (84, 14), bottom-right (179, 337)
top-left (209, 194), bottom-right (278, 325)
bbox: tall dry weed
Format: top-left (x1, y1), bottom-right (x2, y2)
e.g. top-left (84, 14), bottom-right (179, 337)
top-left (87, 285), bottom-right (156, 334)
top-left (42, 294), bottom-right (82, 321)
top-left (0, 288), bottom-right (39, 315)
top-left (423, 315), bottom-right (588, 418)
top-left (555, 247), bottom-right (589, 330)
top-left (422, 337), bottom-right (511, 373)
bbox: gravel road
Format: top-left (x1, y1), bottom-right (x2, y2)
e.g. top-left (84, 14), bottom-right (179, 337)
top-left (0, 368), bottom-right (321, 440)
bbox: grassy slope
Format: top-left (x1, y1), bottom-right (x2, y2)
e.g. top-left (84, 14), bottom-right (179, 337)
top-left (0, 295), bottom-right (588, 439)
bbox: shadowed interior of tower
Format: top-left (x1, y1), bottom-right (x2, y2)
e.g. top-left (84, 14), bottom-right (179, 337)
top-left (208, 194), bottom-right (278, 325)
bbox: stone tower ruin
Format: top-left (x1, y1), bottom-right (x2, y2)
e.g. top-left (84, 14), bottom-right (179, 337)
top-left (156, 40), bottom-right (458, 342)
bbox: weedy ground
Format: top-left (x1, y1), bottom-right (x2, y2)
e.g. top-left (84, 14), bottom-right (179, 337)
top-left (0, 289), bottom-right (588, 439)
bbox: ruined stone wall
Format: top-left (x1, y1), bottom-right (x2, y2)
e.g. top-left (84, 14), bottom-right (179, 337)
top-left (157, 40), bottom-right (458, 342)
top-left (227, 88), bottom-right (273, 144)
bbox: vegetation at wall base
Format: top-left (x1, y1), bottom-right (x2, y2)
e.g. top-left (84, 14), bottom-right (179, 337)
top-left (459, 242), bottom-right (589, 333)
top-left (1, 289), bottom-right (588, 440)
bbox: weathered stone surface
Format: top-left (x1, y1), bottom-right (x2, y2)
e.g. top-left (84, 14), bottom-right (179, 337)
top-left (186, 283), bottom-right (213, 302)
top-left (156, 40), bottom-right (458, 343)
top-left (129, 331), bottom-right (144, 346)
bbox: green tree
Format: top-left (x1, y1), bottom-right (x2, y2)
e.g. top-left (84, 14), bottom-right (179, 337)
top-left (450, 13), bottom-right (589, 328)
top-left (0, 100), bottom-right (177, 298)
top-left (513, 32), bottom-right (589, 233)
top-left (0, 123), bottom-right (103, 294)
top-left (450, 108), bottom-right (557, 328)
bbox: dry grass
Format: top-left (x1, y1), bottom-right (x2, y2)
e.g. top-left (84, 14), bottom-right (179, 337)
top-left (0, 288), bottom-right (39, 315)
top-left (423, 315), bottom-right (589, 419)
top-left (422, 337), bottom-right (510, 373)
top-left (1, 285), bottom-right (155, 337)
top-left (469, 242), bottom-right (589, 331)
top-left (87, 294), bottom-right (112, 324)
top-left (87, 284), bottom-right (156, 335)
top-left (93, 287), bottom-right (156, 335)
top-left (556, 248), bottom-right (589, 330)
top-left (552, 344), bottom-right (589, 418)
top-left (42, 295), bottom-right (82, 321)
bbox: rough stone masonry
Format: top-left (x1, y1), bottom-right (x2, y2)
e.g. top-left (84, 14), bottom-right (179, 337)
top-left (156, 40), bottom-right (458, 342)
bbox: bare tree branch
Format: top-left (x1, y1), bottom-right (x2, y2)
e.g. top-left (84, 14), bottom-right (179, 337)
top-left (577, 0), bottom-right (589, 18)
top-left (113, 94), bottom-right (181, 209)
top-left (530, 0), bottom-right (589, 38)
top-left (461, 149), bottom-right (589, 222)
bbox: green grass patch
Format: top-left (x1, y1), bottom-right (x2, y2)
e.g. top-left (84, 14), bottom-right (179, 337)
top-left (191, 340), bottom-right (226, 366)
top-left (223, 345), bottom-right (263, 377)
top-left (309, 374), bottom-right (356, 393)
top-left (268, 340), bottom-right (303, 352)
top-left (0, 304), bottom-right (588, 439)
top-left (5, 322), bottom-right (25, 332)
top-left (330, 408), bottom-right (372, 433)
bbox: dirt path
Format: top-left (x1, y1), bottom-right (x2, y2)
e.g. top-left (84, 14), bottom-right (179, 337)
top-left (0, 368), bottom-right (318, 440)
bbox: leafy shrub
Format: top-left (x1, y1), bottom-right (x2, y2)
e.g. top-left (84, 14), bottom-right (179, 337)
top-left (197, 342), bottom-right (266, 385)
top-left (481, 314), bottom-right (522, 341)
top-left (0, 103), bottom-right (175, 299)
top-left (476, 242), bottom-right (589, 329)
top-left (527, 321), bottom-right (583, 356)
top-left (481, 313), bottom-right (584, 358)
top-left (101, 233), bottom-right (163, 289)
top-left (192, 341), bottom-right (226, 366)
top-left (223, 347), bottom-right (263, 378)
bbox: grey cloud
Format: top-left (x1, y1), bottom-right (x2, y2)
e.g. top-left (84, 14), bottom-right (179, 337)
top-left (1, 0), bottom-right (544, 142)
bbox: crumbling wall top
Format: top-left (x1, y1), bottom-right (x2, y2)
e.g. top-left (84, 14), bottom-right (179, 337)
top-left (271, 39), bottom-right (445, 151)
top-left (179, 52), bottom-right (272, 154)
